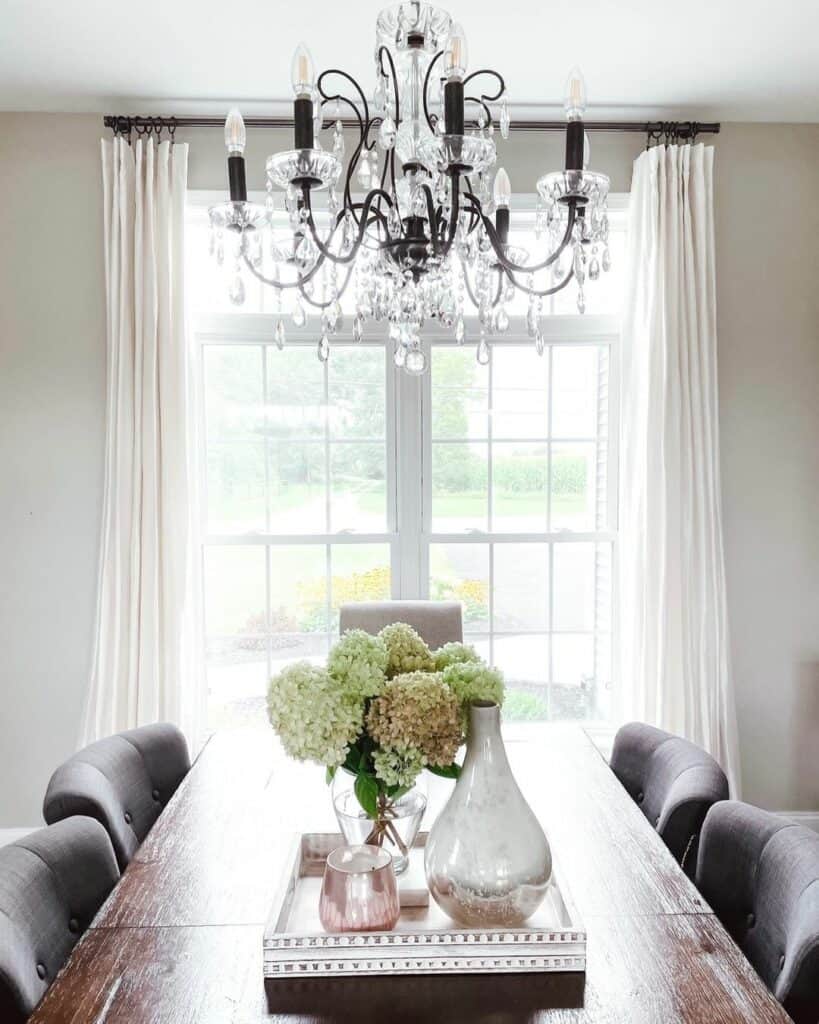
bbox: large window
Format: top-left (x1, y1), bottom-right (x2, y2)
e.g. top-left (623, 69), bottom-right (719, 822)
top-left (188, 194), bottom-right (624, 729)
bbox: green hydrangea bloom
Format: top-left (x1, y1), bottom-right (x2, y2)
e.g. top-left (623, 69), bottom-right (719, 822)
top-left (378, 622), bottom-right (435, 678)
top-left (372, 744), bottom-right (425, 789)
top-left (442, 662), bottom-right (505, 720)
top-left (327, 629), bottom-right (388, 701)
top-left (433, 641), bottom-right (482, 672)
top-left (267, 661), bottom-right (362, 767)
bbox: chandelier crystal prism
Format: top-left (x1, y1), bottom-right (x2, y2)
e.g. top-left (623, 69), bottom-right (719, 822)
top-left (209, 2), bottom-right (611, 372)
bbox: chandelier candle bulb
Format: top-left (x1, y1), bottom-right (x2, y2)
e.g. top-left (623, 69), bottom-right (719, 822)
top-left (564, 67), bottom-right (586, 171)
top-left (493, 167), bottom-right (511, 242)
top-left (564, 66), bottom-right (587, 121)
top-left (443, 21), bottom-right (467, 134)
top-left (291, 42), bottom-right (316, 97)
top-left (224, 108), bottom-right (247, 202)
top-left (444, 22), bottom-right (468, 79)
top-left (292, 42), bottom-right (316, 150)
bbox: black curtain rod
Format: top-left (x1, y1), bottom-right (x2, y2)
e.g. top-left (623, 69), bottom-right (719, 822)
top-left (103, 114), bottom-right (719, 139)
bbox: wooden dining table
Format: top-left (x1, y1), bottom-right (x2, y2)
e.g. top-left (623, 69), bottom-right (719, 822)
top-left (30, 725), bottom-right (792, 1023)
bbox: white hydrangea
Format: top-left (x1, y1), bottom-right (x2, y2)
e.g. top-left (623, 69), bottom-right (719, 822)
top-left (327, 629), bottom-right (389, 701)
top-left (372, 744), bottom-right (425, 789)
top-left (267, 661), bottom-right (362, 767)
top-left (378, 622), bottom-right (435, 677)
top-left (433, 641), bottom-right (482, 672)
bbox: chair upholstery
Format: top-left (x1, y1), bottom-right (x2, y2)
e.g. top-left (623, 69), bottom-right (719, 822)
top-left (610, 722), bottom-right (729, 876)
top-left (43, 723), bottom-right (190, 870)
top-left (696, 801), bottom-right (819, 1024)
top-left (0, 817), bottom-right (119, 1023)
top-left (339, 600), bottom-right (463, 650)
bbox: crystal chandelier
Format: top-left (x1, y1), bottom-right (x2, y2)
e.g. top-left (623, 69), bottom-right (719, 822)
top-left (209, 2), bottom-right (611, 373)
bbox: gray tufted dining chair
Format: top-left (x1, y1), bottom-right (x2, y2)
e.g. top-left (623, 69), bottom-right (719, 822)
top-left (610, 722), bottom-right (729, 877)
top-left (0, 817), bottom-right (119, 1023)
top-left (43, 723), bottom-right (190, 870)
top-left (696, 801), bottom-right (819, 1024)
top-left (339, 600), bottom-right (463, 650)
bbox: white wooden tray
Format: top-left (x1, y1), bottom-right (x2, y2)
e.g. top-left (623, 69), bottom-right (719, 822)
top-left (263, 832), bottom-right (586, 979)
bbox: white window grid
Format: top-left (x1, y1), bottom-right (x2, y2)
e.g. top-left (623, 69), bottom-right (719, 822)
top-left (190, 192), bottom-right (625, 722)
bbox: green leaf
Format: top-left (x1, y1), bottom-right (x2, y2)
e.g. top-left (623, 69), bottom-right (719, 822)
top-left (427, 763), bottom-right (461, 780)
top-left (386, 783), bottom-right (411, 801)
top-left (354, 772), bottom-right (380, 819)
top-left (325, 765), bottom-right (337, 786)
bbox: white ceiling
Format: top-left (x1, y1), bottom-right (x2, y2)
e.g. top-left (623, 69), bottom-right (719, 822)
top-left (1, 0), bottom-right (817, 122)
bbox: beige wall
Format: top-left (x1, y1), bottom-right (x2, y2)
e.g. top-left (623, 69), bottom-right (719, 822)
top-left (0, 114), bottom-right (817, 825)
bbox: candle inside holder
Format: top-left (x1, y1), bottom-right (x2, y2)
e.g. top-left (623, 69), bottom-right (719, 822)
top-left (319, 844), bottom-right (400, 933)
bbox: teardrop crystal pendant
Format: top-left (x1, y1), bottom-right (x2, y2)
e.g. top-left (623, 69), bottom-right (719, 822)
top-left (602, 246), bottom-right (612, 272)
top-left (292, 298), bottom-right (306, 328)
top-left (476, 335), bottom-right (491, 365)
top-left (535, 327), bottom-right (545, 356)
top-left (357, 152), bottom-right (371, 189)
top-left (455, 316), bottom-right (465, 345)
top-left (405, 346), bottom-right (427, 376)
top-left (425, 702), bottom-right (552, 926)
top-left (499, 99), bottom-right (511, 140)
top-left (494, 306), bottom-right (510, 333)
top-left (317, 332), bottom-right (330, 362)
top-left (373, 78), bottom-right (386, 113)
top-left (589, 256), bottom-right (600, 281)
top-left (274, 320), bottom-right (286, 350)
top-left (353, 314), bottom-right (364, 343)
top-left (228, 274), bottom-right (246, 306)
top-left (379, 115), bottom-right (396, 150)
top-left (333, 121), bottom-right (345, 159)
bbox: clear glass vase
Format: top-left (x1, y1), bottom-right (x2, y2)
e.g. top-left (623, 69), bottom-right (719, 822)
top-left (424, 700), bottom-right (552, 925)
top-left (332, 771), bottom-right (426, 875)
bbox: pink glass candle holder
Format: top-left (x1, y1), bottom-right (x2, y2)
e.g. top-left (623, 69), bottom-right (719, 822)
top-left (319, 844), bottom-right (400, 933)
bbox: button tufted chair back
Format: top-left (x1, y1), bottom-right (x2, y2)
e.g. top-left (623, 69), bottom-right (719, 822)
top-left (339, 601), bottom-right (463, 651)
top-left (43, 723), bottom-right (190, 870)
top-left (696, 801), bottom-right (819, 1024)
top-left (0, 817), bottom-right (119, 1022)
top-left (610, 722), bottom-right (729, 877)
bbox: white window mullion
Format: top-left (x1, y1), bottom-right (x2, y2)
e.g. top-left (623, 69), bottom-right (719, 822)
top-left (395, 350), bottom-right (425, 599)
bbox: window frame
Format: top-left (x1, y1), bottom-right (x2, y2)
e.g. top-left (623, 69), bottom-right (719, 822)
top-left (189, 190), bottom-right (626, 726)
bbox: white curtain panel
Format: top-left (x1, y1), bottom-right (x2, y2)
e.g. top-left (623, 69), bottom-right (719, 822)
top-left (83, 137), bottom-right (204, 747)
top-left (619, 143), bottom-right (741, 794)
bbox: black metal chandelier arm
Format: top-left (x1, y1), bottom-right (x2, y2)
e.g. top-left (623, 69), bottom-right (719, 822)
top-left (422, 50), bottom-right (445, 132)
top-left (377, 46), bottom-right (400, 197)
top-left (462, 68), bottom-right (506, 103)
top-left (438, 171), bottom-right (462, 258)
top-left (346, 201), bottom-right (391, 239)
top-left (462, 69), bottom-right (505, 132)
top-left (501, 263), bottom-right (575, 297)
top-left (315, 79), bottom-right (371, 221)
top-left (377, 46), bottom-right (401, 124)
top-left (460, 176), bottom-right (482, 234)
top-left (302, 184), bottom-right (396, 265)
top-left (464, 96), bottom-right (493, 128)
top-left (317, 69), bottom-right (370, 134)
top-left (242, 250), bottom-right (327, 290)
top-left (418, 184), bottom-right (444, 255)
top-left (462, 191), bottom-right (578, 273)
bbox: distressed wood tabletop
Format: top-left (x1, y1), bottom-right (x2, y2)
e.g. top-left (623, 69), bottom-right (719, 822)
top-left (30, 726), bottom-right (791, 1023)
